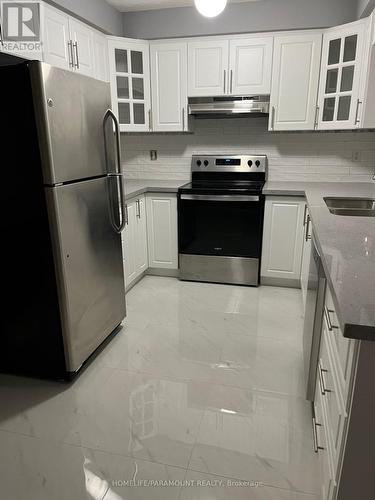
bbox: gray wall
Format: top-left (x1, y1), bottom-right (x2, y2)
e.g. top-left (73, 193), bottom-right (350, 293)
top-left (122, 0), bottom-right (358, 39)
top-left (45, 0), bottom-right (123, 35)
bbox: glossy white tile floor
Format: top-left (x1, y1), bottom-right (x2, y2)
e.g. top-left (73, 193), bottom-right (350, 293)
top-left (0, 277), bottom-right (319, 500)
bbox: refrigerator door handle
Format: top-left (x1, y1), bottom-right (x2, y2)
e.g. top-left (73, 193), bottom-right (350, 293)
top-left (103, 110), bottom-right (126, 233)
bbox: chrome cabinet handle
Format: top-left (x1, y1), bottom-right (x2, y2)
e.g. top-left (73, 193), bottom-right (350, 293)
top-left (314, 105), bottom-right (319, 129)
top-left (324, 307), bottom-right (339, 331)
top-left (148, 109), bottom-right (152, 131)
top-left (223, 70), bottom-right (226, 94)
top-left (73, 41), bottom-right (79, 69)
top-left (312, 416), bottom-right (324, 453)
top-left (230, 70), bottom-right (233, 94)
top-left (136, 199), bottom-right (141, 218)
top-left (67, 40), bottom-right (74, 67)
top-left (303, 204), bottom-right (308, 226)
top-left (125, 204), bottom-right (129, 225)
top-left (182, 107), bottom-right (185, 131)
top-left (354, 99), bottom-right (362, 125)
top-left (305, 214), bottom-right (311, 241)
top-left (318, 362), bottom-right (332, 395)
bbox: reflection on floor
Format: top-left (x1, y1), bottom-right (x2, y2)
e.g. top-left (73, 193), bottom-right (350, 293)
top-left (0, 277), bottom-right (319, 500)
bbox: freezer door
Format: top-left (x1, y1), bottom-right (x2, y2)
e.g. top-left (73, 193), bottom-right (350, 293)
top-left (30, 62), bottom-right (111, 184)
top-left (46, 177), bottom-right (126, 372)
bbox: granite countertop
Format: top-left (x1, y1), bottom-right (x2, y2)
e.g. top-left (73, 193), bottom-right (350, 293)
top-left (124, 179), bottom-right (187, 200)
top-left (264, 181), bottom-right (375, 340)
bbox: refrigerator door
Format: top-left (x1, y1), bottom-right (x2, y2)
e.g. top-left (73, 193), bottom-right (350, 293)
top-left (46, 177), bottom-right (126, 372)
top-left (30, 62), bottom-right (111, 184)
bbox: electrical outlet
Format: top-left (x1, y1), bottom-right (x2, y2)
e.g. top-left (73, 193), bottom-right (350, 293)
top-left (352, 151), bottom-right (361, 161)
top-left (150, 150), bottom-right (157, 161)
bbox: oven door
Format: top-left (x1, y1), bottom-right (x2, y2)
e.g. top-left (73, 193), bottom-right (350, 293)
top-left (178, 193), bottom-right (264, 285)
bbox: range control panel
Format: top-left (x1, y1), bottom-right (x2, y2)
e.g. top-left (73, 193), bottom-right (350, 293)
top-left (191, 155), bottom-right (267, 174)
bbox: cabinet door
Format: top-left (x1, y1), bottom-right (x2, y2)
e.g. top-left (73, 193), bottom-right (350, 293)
top-left (43, 5), bottom-right (71, 70)
top-left (188, 40), bottom-right (229, 97)
top-left (150, 42), bottom-right (188, 132)
top-left (69, 19), bottom-right (94, 77)
top-left (122, 200), bottom-right (137, 287)
top-left (261, 197), bottom-right (305, 285)
top-left (269, 33), bottom-right (322, 131)
top-left (229, 37), bottom-right (273, 95)
top-left (109, 40), bottom-right (151, 132)
top-left (135, 196), bottom-right (148, 275)
top-left (317, 20), bottom-right (366, 130)
top-left (146, 194), bottom-right (178, 269)
top-left (93, 32), bottom-right (109, 82)
top-left (301, 205), bottom-right (312, 309)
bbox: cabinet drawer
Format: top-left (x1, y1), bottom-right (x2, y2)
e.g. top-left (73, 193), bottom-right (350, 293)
top-left (325, 287), bottom-right (354, 395)
top-left (319, 322), bottom-right (347, 466)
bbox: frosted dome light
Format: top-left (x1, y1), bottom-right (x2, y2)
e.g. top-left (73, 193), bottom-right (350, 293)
top-left (194, 0), bottom-right (227, 18)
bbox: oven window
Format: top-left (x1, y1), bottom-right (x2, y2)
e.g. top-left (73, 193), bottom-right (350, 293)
top-left (179, 198), bottom-right (263, 258)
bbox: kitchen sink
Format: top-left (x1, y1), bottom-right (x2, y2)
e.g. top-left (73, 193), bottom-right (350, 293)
top-left (324, 197), bottom-right (375, 217)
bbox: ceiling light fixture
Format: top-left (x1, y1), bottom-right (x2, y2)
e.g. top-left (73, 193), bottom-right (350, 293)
top-left (194, 0), bottom-right (227, 18)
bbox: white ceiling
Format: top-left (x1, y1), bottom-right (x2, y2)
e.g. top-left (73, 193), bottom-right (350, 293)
top-left (106, 0), bottom-right (260, 13)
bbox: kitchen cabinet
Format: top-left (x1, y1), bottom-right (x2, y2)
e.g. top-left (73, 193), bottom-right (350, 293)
top-left (122, 195), bottom-right (148, 288)
top-left (187, 36), bottom-right (273, 97)
top-left (269, 32), bottom-right (322, 131)
top-left (150, 41), bottom-right (188, 132)
top-left (301, 204), bottom-right (312, 309)
top-left (69, 18), bottom-right (94, 77)
top-left (108, 38), bottom-right (151, 132)
top-left (261, 197), bottom-right (306, 286)
top-left (93, 32), bottom-right (109, 82)
top-left (43, 4), bottom-right (98, 78)
top-left (188, 39), bottom-right (229, 97)
top-left (43, 4), bottom-right (71, 69)
top-left (228, 37), bottom-right (273, 95)
top-left (317, 19), bottom-right (367, 130)
top-left (146, 194), bottom-right (178, 270)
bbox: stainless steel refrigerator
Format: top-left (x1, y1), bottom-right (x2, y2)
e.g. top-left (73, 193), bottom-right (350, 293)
top-left (1, 58), bottom-right (126, 379)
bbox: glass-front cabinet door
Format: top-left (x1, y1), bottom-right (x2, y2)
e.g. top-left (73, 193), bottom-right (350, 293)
top-left (108, 39), bottom-right (151, 132)
top-left (317, 20), bottom-right (367, 130)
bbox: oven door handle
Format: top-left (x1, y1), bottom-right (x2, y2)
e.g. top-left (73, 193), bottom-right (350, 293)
top-left (180, 194), bottom-right (260, 202)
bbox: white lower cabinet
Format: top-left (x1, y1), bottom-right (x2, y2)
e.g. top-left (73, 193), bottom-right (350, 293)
top-left (146, 194), bottom-right (178, 270)
top-left (261, 197), bottom-right (306, 286)
top-left (122, 196), bottom-right (148, 288)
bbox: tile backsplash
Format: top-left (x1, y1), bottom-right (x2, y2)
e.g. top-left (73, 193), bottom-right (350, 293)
top-left (120, 117), bottom-right (375, 182)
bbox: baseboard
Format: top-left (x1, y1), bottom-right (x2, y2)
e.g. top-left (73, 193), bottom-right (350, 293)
top-left (146, 268), bottom-right (179, 278)
top-left (125, 271), bottom-right (147, 293)
top-left (261, 276), bottom-right (301, 288)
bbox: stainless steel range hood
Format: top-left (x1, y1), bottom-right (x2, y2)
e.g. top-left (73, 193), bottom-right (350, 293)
top-left (188, 95), bottom-right (270, 117)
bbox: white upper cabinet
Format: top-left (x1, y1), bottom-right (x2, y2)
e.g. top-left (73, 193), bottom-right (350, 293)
top-left (43, 4), bottom-right (106, 80)
top-left (188, 39), bottom-right (229, 96)
top-left (43, 5), bottom-right (71, 70)
top-left (229, 37), bottom-right (273, 95)
top-left (93, 32), bottom-right (109, 82)
top-left (269, 33), bottom-right (322, 131)
top-left (317, 20), bottom-right (367, 130)
top-left (108, 38), bottom-right (151, 132)
top-left (69, 19), bottom-right (94, 77)
top-left (150, 41), bottom-right (188, 132)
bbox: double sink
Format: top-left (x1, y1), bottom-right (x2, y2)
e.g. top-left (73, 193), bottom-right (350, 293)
top-left (325, 197), bottom-right (375, 217)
